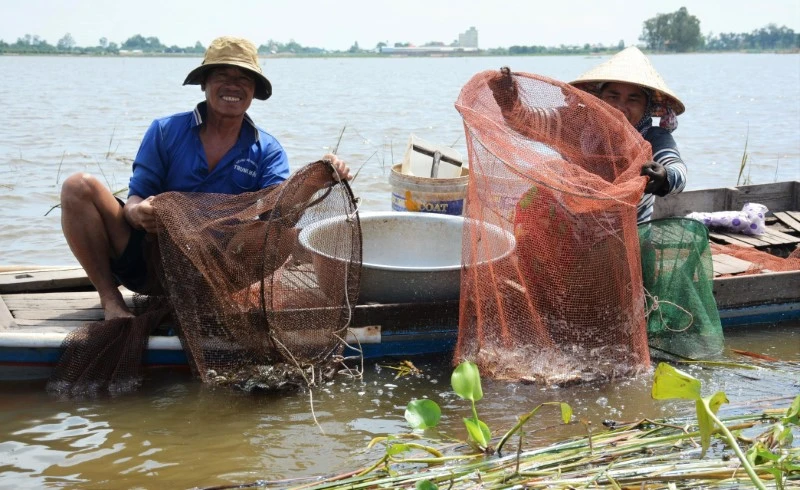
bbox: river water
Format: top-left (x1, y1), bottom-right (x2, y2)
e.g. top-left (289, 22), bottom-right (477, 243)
top-left (0, 54), bottom-right (798, 489)
top-left (0, 53), bottom-right (798, 264)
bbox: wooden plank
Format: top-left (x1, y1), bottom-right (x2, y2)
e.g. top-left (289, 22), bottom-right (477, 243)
top-left (774, 211), bottom-right (800, 233)
top-left (708, 231), bottom-right (754, 248)
top-left (653, 187), bottom-right (731, 219)
top-left (2, 290), bottom-right (131, 302)
top-left (13, 309), bottom-right (105, 321)
top-left (728, 181), bottom-right (799, 211)
top-left (4, 297), bottom-right (106, 310)
top-left (1, 324), bottom-right (380, 347)
top-left (652, 182), bottom-right (799, 220)
top-left (711, 254), bottom-right (752, 276)
top-left (0, 295), bottom-right (17, 329)
top-left (761, 227), bottom-right (800, 245)
top-left (3, 289), bottom-right (459, 332)
top-left (721, 232), bottom-right (773, 248)
top-left (787, 210), bottom-right (800, 222)
top-left (0, 267), bottom-right (91, 293)
top-left (745, 229), bottom-right (785, 246)
top-left (713, 270), bottom-right (800, 308)
top-left (10, 318), bottom-right (83, 330)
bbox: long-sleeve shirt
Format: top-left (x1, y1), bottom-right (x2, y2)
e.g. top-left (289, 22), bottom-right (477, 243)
top-left (497, 95), bottom-right (687, 223)
top-left (638, 127), bottom-right (687, 223)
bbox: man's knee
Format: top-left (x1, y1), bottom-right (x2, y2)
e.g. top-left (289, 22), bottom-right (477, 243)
top-left (61, 173), bottom-right (106, 205)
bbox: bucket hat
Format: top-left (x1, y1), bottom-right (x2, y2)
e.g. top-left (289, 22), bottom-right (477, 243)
top-left (183, 36), bottom-right (272, 100)
top-left (569, 46), bottom-right (684, 116)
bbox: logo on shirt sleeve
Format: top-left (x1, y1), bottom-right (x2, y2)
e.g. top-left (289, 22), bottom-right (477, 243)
top-left (232, 158), bottom-right (259, 190)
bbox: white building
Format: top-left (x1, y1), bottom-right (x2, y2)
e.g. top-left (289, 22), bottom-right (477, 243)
top-left (458, 27), bottom-right (478, 48)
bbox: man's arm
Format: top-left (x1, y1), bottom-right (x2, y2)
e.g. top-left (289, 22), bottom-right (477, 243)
top-left (129, 120), bottom-right (168, 199)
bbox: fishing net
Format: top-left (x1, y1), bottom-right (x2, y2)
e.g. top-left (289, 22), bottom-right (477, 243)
top-left (709, 242), bottom-right (800, 274)
top-left (48, 161), bottom-right (361, 395)
top-left (639, 218), bottom-right (724, 359)
top-left (453, 69), bottom-right (652, 385)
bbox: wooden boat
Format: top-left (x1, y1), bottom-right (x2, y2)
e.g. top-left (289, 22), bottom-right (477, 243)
top-left (1, 182), bottom-right (798, 378)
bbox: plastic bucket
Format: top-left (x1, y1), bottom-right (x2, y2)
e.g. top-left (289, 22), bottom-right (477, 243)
top-left (389, 163), bottom-right (469, 215)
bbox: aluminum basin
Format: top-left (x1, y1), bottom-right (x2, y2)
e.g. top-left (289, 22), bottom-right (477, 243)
top-left (298, 211), bottom-right (515, 304)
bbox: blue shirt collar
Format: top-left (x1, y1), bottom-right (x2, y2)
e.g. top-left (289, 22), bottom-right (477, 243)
top-left (191, 101), bottom-right (260, 143)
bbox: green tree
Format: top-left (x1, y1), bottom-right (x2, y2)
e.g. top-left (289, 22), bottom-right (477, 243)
top-left (640, 7), bottom-right (703, 52)
top-left (98, 37), bottom-right (108, 48)
top-left (122, 34), bottom-right (164, 52)
top-left (122, 34), bottom-right (147, 50)
top-left (348, 41), bottom-right (360, 53)
top-left (57, 33), bottom-right (76, 51)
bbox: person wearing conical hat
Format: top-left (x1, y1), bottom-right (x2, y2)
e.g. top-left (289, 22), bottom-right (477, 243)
top-left (488, 46), bottom-right (686, 223)
top-left (569, 46), bottom-right (686, 223)
top-left (60, 36), bottom-right (352, 320)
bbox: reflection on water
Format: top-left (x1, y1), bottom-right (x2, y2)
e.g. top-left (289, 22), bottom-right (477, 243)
top-left (0, 323), bottom-right (797, 489)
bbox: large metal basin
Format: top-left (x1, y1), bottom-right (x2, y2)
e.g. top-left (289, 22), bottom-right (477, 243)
top-left (298, 211), bottom-right (515, 304)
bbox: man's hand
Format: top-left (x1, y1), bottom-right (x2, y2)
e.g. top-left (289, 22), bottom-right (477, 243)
top-left (488, 66), bottom-right (519, 111)
top-left (641, 161), bottom-right (668, 195)
top-left (322, 153), bottom-right (352, 182)
top-left (124, 195), bottom-right (159, 233)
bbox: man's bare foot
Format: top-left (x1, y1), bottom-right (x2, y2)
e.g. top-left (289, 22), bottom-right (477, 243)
top-left (103, 303), bottom-right (135, 321)
top-left (100, 291), bottom-right (135, 321)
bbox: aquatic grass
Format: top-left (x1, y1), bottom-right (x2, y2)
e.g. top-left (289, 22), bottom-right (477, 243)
top-left (55, 150), bottom-right (66, 185)
top-left (736, 129), bottom-right (750, 187)
top-left (45, 130), bottom-right (128, 216)
top-left (198, 363), bottom-right (799, 490)
top-left (234, 416), bottom-right (781, 490)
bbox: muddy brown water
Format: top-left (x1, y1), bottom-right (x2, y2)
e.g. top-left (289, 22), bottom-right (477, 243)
top-left (0, 322), bottom-right (796, 489)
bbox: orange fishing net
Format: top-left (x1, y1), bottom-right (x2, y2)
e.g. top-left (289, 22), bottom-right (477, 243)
top-left (49, 161), bottom-right (361, 395)
top-left (453, 69), bottom-right (652, 385)
top-left (710, 242), bottom-right (800, 275)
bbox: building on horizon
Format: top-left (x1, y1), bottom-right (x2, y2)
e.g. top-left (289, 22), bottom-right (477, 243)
top-left (458, 27), bottom-right (478, 48)
top-left (379, 45), bottom-right (479, 55)
top-left (380, 27), bottom-right (479, 55)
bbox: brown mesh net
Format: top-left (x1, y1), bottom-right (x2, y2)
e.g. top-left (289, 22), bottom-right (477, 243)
top-left (453, 69), bottom-right (652, 385)
top-left (48, 161), bottom-right (361, 395)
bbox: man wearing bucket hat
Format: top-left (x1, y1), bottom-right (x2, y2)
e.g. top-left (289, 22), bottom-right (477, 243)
top-left (489, 46), bottom-right (687, 223)
top-left (60, 36), bottom-right (351, 320)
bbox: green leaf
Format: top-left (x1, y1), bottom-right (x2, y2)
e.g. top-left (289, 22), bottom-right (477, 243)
top-left (416, 480), bottom-right (438, 490)
top-left (452, 361), bottom-right (483, 402)
top-left (464, 417), bottom-right (491, 448)
top-left (405, 399), bottom-right (442, 430)
top-left (746, 442), bottom-right (780, 465)
top-left (697, 392), bottom-right (729, 458)
top-left (651, 362), bottom-right (702, 401)
top-left (386, 443), bottom-right (411, 456)
top-left (784, 394), bottom-right (800, 425)
top-left (559, 402), bottom-right (573, 424)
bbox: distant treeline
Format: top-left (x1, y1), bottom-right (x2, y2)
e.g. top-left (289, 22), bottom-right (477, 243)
top-left (637, 7), bottom-right (798, 52)
top-left (1, 9), bottom-right (797, 56)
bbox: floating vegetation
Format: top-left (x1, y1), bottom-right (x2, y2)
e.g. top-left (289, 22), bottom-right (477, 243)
top-left (199, 362), bottom-right (799, 490)
top-left (381, 360), bottom-right (423, 379)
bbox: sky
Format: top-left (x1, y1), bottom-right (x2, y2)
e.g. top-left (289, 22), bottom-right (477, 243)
top-left (2, 0), bottom-right (799, 51)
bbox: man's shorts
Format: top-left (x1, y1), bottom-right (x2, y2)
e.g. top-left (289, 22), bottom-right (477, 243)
top-left (109, 198), bottom-right (150, 294)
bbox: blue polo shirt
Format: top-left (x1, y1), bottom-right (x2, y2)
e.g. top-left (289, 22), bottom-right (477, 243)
top-left (128, 102), bottom-right (290, 198)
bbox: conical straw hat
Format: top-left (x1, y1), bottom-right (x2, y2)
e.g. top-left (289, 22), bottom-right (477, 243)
top-left (569, 46), bottom-right (684, 116)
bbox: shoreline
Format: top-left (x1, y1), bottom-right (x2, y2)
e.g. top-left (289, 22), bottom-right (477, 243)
top-left (2, 49), bottom-right (798, 59)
